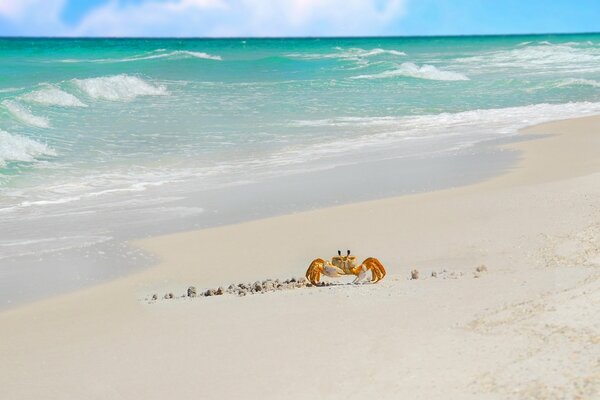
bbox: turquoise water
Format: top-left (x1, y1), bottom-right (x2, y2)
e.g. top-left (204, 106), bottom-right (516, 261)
top-left (2, 34), bottom-right (600, 305)
top-left (2, 35), bottom-right (600, 204)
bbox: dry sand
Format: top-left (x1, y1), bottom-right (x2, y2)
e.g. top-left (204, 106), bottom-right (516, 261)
top-left (2, 116), bottom-right (600, 399)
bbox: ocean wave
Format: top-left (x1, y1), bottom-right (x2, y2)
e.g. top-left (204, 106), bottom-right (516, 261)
top-left (60, 50), bottom-right (222, 63)
top-left (0, 129), bottom-right (56, 167)
top-left (561, 41), bottom-right (595, 46)
top-left (290, 102), bottom-right (600, 130)
top-left (351, 62), bottom-right (469, 81)
top-left (121, 50), bottom-right (222, 62)
top-left (0, 87), bottom-right (22, 93)
top-left (347, 47), bottom-right (406, 57)
top-left (555, 78), bottom-right (600, 88)
top-left (72, 74), bottom-right (168, 101)
top-left (282, 101), bottom-right (600, 161)
top-left (288, 47), bottom-right (406, 60)
top-left (456, 42), bottom-right (600, 72)
top-left (1, 100), bottom-right (50, 128)
top-left (21, 85), bottom-right (87, 107)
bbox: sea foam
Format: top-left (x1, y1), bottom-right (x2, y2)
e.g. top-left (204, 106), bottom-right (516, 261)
top-left (283, 101), bottom-right (600, 164)
top-left (21, 86), bottom-right (87, 107)
top-left (122, 50), bottom-right (223, 62)
top-left (0, 129), bottom-right (56, 167)
top-left (351, 62), bottom-right (469, 81)
top-left (288, 47), bottom-right (406, 60)
top-left (343, 47), bottom-right (406, 57)
top-left (72, 75), bottom-right (168, 101)
top-left (555, 78), bottom-right (600, 88)
top-left (456, 42), bottom-right (600, 71)
top-left (2, 100), bottom-right (50, 128)
top-left (61, 50), bottom-right (222, 63)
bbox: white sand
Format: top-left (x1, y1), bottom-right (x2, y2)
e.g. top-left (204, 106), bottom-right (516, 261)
top-left (1, 116), bottom-right (600, 399)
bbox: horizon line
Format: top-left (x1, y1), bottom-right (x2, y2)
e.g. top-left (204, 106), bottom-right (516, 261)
top-left (1, 31), bottom-right (599, 40)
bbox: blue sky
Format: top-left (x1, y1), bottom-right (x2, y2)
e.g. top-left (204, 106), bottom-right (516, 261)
top-left (0, 0), bottom-right (599, 37)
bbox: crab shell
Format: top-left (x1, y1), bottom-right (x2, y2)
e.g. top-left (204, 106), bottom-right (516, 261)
top-left (331, 255), bottom-right (358, 274)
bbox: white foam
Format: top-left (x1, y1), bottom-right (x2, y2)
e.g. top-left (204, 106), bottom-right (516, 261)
top-left (1, 100), bottom-right (50, 128)
top-left (352, 48), bottom-right (406, 57)
top-left (60, 50), bottom-right (222, 63)
top-left (276, 101), bottom-right (600, 168)
top-left (311, 102), bottom-right (600, 125)
top-left (21, 86), bottom-right (87, 107)
top-left (0, 87), bottom-right (22, 93)
top-left (72, 74), bottom-right (168, 101)
top-left (0, 129), bottom-right (56, 167)
top-left (351, 62), bottom-right (469, 81)
top-left (124, 50), bottom-right (223, 62)
top-left (456, 42), bottom-right (600, 73)
top-left (288, 47), bottom-right (406, 60)
top-left (555, 78), bottom-right (600, 88)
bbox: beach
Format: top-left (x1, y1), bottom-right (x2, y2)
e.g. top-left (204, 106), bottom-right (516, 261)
top-left (1, 115), bottom-right (599, 399)
top-left (3, 36), bottom-right (600, 307)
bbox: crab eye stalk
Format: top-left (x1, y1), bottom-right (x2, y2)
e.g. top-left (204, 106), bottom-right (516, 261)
top-left (347, 250), bottom-right (351, 256)
top-left (338, 250), bottom-right (341, 256)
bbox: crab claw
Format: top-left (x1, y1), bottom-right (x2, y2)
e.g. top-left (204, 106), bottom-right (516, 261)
top-left (361, 257), bottom-right (387, 283)
top-left (306, 258), bottom-right (345, 285)
top-left (306, 258), bottom-right (326, 285)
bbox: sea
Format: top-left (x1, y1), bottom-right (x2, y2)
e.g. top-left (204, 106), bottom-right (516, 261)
top-left (2, 34), bottom-right (600, 306)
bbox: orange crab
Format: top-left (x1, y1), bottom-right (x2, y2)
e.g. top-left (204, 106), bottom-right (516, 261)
top-left (305, 250), bottom-right (386, 285)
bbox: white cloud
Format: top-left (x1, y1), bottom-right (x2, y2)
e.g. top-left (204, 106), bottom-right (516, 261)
top-left (0, 0), bottom-right (407, 37)
top-left (229, 0), bottom-right (406, 36)
top-left (0, 0), bottom-right (61, 20)
top-left (0, 0), bottom-right (66, 35)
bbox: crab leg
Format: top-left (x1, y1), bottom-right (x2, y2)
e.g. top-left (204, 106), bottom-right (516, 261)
top-left (352, 265), bottom-right (367, 284)
top-left (357, 257), bottom-right (387, 283)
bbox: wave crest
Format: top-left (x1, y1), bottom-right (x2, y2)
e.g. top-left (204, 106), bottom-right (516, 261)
top-left (555, 78), bottom-right (600, 88)
top-left (2, 100), bottom-right (50, 128)
top-left (288, 47), bottom-right (406, 60)
top-left (285, 101), bottom-right (600, 161)
top-left (0, 129), bottom-right (56, 167)
top-left (61, 50), bottom-right (222, 63)
top-left (72, 75), bottom-right (168, 101)
top-left (123, 50), bottom-right (222, 62)
top-left (21, 86), bottom-right (87, 107)
top-left (351, 62), bottom-right (469, 81)
top-left (456, 42), bottom-right (600, 72)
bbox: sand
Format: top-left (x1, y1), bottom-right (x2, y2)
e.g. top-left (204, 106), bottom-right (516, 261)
top-left (1, 116), bottom-right (600, 399)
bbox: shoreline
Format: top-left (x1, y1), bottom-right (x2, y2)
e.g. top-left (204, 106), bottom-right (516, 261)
top-left (131, 114), bottom-right (600, 292)
top-left (0, 115), bottom-right (597, 308)
top-left (2, 115), bottom-right (600, 399)
top-left (1, 123), bottom-right (518, 309)
top-left (4, 102), bottom-right (600, 309)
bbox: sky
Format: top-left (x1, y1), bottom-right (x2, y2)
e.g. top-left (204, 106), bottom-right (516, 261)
top-left (0, 0), bottom-right (599, 37)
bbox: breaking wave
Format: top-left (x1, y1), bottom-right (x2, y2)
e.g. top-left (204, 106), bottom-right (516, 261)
top-left (21, 85), bottom-right (87, 107)
top-left (456, 42), bottom-right (600, 72)
top-left (2, 100), bottom-right (50, 128)
top-left (351, 62), bottom-right (469, 81)
top-left (285, 101), bottom-right (600, 158)
top-left (121, 50), bottom-right (222, 62)
top-left (555, 78), bottom-right (600, 88)
top-left (0, 129), bottom-right (56, 167)
top-left (60, 50), bottom-right (222, 63)
top-left (72, 74), bottom-right (168, 101)
top-left (288, 47), bottom-right (406, 60)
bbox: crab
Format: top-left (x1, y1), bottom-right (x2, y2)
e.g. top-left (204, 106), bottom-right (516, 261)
top-left (305, 250), bottom-right (386, 285)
